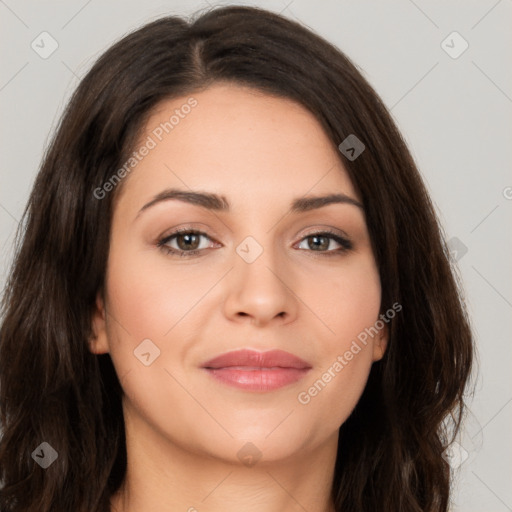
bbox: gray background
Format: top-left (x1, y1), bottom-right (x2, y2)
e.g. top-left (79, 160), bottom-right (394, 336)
top-left (1, 1), bottom-right (511, 510)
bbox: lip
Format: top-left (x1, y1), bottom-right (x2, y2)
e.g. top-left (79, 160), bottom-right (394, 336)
top-left (201, 349), bottom-right (312, 392)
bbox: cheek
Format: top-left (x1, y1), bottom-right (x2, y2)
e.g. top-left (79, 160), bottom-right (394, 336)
top-left (293, 254), bottom-right (381, 428)
top-left (104, 242), bottom-right (216, 344)
top-left (101, 247), bottom-right (212, 442)
top-left (307, 250), bottom-right (382, 345)
top-left (295, 350), bottom-right (374, 437)
top-left (101, 239), bottom-right (211, 396)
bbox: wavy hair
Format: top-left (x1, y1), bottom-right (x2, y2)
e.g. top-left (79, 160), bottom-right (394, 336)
top-left (0, 6), bottom-right (473, 511)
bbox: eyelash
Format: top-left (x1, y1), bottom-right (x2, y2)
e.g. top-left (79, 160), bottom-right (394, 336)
top-left (157, 228), bottom-right (353, 258)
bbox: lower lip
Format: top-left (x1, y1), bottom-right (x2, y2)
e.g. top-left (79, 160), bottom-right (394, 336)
top-left (203, 367), bottom-right (311, 391)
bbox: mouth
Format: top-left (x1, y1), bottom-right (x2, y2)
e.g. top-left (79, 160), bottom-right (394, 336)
top-left (201, 349), bottom-right (312, 392)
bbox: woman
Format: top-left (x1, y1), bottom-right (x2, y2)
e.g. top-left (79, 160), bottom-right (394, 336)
top-left (0, 5), bottom-right (473, 511)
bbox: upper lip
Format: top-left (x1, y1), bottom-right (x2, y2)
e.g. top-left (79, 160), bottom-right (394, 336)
top-left (201, 349), bottom-right (311, 369)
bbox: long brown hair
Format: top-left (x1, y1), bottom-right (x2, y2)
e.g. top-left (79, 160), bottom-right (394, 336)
top-left (0, 6), bottom-right (473, 511)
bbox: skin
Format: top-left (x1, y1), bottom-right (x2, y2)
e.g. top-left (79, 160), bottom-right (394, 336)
top-left (90, 83), bottom-right (387, 512)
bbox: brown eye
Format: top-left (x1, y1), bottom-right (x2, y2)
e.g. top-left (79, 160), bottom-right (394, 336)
top-left (158, 229), bottom-right (216, 256)
top-left (306, 235), bottom-right (330, 251)
top-left (296, 231), bottom-right (352, 254)
top-left (175, 232), bottom-right (201, 251)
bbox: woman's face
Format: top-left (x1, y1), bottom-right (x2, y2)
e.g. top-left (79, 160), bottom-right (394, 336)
top-left (91, 83), bottom-right (387, 464)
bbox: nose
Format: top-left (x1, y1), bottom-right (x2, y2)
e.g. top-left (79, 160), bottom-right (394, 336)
top-left (222, 239), bottom-right (299, 327)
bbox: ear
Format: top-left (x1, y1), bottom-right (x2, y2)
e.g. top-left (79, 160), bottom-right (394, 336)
top-left (89, 291), bottom-right (110, 354)
top-left (372, 322), bottom-right (389, 362)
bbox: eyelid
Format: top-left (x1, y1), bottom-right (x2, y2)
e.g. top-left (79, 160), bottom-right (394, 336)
top-left (297, 226), bottom-right (351, 241)
top-left (157, 228), bottom-right (220, 249)
top-left (157, 223), bottom-right (221, 242)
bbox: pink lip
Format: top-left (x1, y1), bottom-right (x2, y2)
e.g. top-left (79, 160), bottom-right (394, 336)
top-left (201, 349), bottom-right (312, 392)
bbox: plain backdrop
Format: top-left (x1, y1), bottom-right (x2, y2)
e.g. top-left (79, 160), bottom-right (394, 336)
top-left (1, 1), bottom-right (511, 510)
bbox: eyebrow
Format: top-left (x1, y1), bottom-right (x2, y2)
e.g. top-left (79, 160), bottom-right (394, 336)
top-left (136, 188), bottom-right (363, 219)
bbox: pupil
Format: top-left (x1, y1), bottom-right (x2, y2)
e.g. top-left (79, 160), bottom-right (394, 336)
top-left (178, 233), bottom-right (199, 250)
top-left (310, 235), bottom-right (328, 251)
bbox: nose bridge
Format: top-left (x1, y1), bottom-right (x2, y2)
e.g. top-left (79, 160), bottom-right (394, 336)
top-left (236, 233), bottom-right (284, 287)
top-left (223, 231), bottom-right (297, 324)
top-left (230, 200), bottom-right (282, 270)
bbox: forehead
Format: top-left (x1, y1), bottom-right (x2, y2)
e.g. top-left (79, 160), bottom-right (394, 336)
top-left (118, 83), bottom-right (358, 210)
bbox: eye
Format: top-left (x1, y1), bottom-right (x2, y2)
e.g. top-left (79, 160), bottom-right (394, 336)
top-left (295, 230), bottom-right (352, 256)
top-left (157, 228), bottom-right (352, 258)
top-left (157, 229), bottom-right (218, 257)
